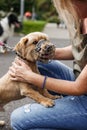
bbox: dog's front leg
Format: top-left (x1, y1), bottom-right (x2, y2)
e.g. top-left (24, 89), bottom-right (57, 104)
top-left (20, 86), bottom-right (54, 107)
top-left (42, 89), bottom-right (62, 99)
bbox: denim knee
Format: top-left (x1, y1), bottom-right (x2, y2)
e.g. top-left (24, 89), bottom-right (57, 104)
top-left (11, 110), bottom-right (18, 130)
top-left (11, 108), bottom-right (23, 130)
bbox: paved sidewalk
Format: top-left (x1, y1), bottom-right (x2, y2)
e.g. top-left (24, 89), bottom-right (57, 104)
top-left (43, 23), bottom-right (70, 39)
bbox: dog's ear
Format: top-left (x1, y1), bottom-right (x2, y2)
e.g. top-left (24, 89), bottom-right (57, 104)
top-left (14, 38), bottom-right (28, 52)
top-left (22, 38), bottom-right (28, 45)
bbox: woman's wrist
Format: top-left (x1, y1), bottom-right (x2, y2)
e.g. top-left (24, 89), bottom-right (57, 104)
top-left (25, 71), bottom-right (36, 84)
top-left (27, 71), bottom-right (46, 89)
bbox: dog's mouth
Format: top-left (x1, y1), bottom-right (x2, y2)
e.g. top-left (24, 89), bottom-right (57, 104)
top-left (35, 39), bottom-right (55, 63)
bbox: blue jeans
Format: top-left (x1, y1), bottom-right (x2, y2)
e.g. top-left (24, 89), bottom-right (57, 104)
top-left (11, 61), bottom-right (87, 130)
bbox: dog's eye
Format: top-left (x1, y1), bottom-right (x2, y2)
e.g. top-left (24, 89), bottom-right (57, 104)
top-left (33, 41), bottom-right (37, 44)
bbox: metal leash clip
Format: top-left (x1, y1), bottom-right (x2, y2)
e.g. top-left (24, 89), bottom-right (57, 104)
top-left (0, 41), bottom-right (14, 52)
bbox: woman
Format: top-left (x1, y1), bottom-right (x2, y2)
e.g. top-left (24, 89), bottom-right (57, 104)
top-left (9, 0), bottom-right (87, 129)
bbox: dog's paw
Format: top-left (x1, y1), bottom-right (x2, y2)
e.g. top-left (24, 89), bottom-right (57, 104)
top-left (41, 99), bottom-right (54, 107)
top-left (0, 120), bottom-right (5, 126)
top-left (52, 95), bottom-right (63, 100)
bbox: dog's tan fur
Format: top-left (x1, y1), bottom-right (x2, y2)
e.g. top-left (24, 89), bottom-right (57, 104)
top-left (0, 32), bottom-right (60, 126)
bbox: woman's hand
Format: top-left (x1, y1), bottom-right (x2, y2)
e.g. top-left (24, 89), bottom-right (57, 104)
top-left (9, 58), bottom-right (33, 83)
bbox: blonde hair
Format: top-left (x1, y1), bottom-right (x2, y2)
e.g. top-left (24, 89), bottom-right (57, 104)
top-left (52, 0), bottom-right (81, 39)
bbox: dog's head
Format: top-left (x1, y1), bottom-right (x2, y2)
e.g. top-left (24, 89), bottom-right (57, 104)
top-left (14, 32), bottom-right (55, 63)
top-left (8, 13), bottom-right (20, 28)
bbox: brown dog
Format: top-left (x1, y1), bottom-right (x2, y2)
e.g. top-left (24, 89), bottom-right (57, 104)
top-left (0, 32), bottom-right (60, 126)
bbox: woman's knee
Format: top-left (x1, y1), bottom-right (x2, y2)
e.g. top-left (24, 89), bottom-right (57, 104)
top-left (11, 107), bottom-right (25, 130)
top-left (11, 109), bottom-right (19, 130)
top-left (10, 103), bottom-right (45, 130)
top-left (11, 111), bottom-right (17, 130)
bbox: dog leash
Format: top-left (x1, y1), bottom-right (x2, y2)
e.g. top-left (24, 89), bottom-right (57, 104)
top-left (0, 41), bottom-right (14, 51)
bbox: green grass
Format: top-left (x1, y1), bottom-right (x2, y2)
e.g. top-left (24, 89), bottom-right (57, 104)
top-left (21, 20), bottom-right (47, 34)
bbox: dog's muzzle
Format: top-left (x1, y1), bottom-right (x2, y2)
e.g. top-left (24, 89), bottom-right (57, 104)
top-left (35, 39), bottom-right (55, 63)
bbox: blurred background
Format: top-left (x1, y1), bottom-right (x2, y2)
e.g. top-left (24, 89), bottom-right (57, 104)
top-left (0, 0), bottom-right (63, 35)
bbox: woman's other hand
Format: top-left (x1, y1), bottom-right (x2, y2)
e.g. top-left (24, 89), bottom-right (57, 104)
top-left (9, 58), bottom-right (33, 82)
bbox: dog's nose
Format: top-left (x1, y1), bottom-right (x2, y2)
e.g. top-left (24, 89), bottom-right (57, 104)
top-left (45, 45), bottom-right (54, 52)
top-left (46, 45), bottom-right (51, 50)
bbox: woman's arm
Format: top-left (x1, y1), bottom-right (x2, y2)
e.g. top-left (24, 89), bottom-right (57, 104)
top-left (82, 18), bottom-right (87, 34)
top-left (21, 67), bottom-right (87, 96)
top-left (9, 58), bottom-right (87, 96)
top-left (54, 45), bottom-right (74, 60)
top-left (26, 71), bottom-right (87, 96)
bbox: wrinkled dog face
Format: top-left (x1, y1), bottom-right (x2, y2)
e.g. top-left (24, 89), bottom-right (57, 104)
top-left (14, 32), bottom-right (55, 63)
